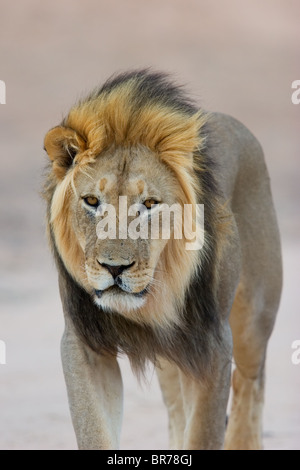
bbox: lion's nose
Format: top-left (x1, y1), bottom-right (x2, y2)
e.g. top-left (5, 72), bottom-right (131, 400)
top-left (98, 261), bottom-right (135, 279)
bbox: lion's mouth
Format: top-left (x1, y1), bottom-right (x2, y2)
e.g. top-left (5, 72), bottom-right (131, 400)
top-left (93, 285), bottom-right (149, 313)
top-left (94, 285), bottom-right (148, 299)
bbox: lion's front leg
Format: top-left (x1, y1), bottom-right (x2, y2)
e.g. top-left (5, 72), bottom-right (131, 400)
top-left (61, 320), bottom-right (123, 450)
top-left (178, 327), bottom-right (232, 450)
top-left (156, 358), bottom-right (186, 449)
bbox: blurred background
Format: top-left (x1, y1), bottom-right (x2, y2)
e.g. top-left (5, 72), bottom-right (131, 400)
top-left (0, 0), bottom-right (299, 450)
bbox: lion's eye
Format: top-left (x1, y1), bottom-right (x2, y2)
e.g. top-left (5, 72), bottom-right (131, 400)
top-left (84, 196), bottom-right (99, 207)
top-left (143, 199), bottom-right (159, 209)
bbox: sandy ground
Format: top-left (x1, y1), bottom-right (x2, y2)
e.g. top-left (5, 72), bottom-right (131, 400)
top-left (0, 0), bottom-right (299, 450)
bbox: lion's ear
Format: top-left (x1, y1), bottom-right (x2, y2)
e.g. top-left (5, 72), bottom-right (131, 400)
top-left (44, 126), bottom-right (86, 180)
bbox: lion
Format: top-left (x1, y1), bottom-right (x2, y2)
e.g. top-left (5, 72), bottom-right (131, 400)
top-left (43, 70), bottom-right (282, 450)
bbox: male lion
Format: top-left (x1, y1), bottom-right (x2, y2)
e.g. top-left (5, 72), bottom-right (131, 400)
top-left (43, 70), bottom-right (282, 450)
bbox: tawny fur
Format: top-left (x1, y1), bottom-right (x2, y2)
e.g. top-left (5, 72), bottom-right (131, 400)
top-left (43, 70), bottom-right (282, 450)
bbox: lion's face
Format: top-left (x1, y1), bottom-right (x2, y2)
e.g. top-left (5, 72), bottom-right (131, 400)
top-left (45, 73), bottom-right (207, 326)
top-left (68, 144), bottom-right (181, 316)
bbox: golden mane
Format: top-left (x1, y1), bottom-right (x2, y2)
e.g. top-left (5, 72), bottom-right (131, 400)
top-left (63, 73), bottom-right (208, 206)
top-left (43, 71), bottom-right (224, 375)
top-left (44, 71), bottom-right (211, 306)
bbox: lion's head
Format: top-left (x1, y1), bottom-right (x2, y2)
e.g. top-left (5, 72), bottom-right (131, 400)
top-left (44, 71), bottom-right (210, 328)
